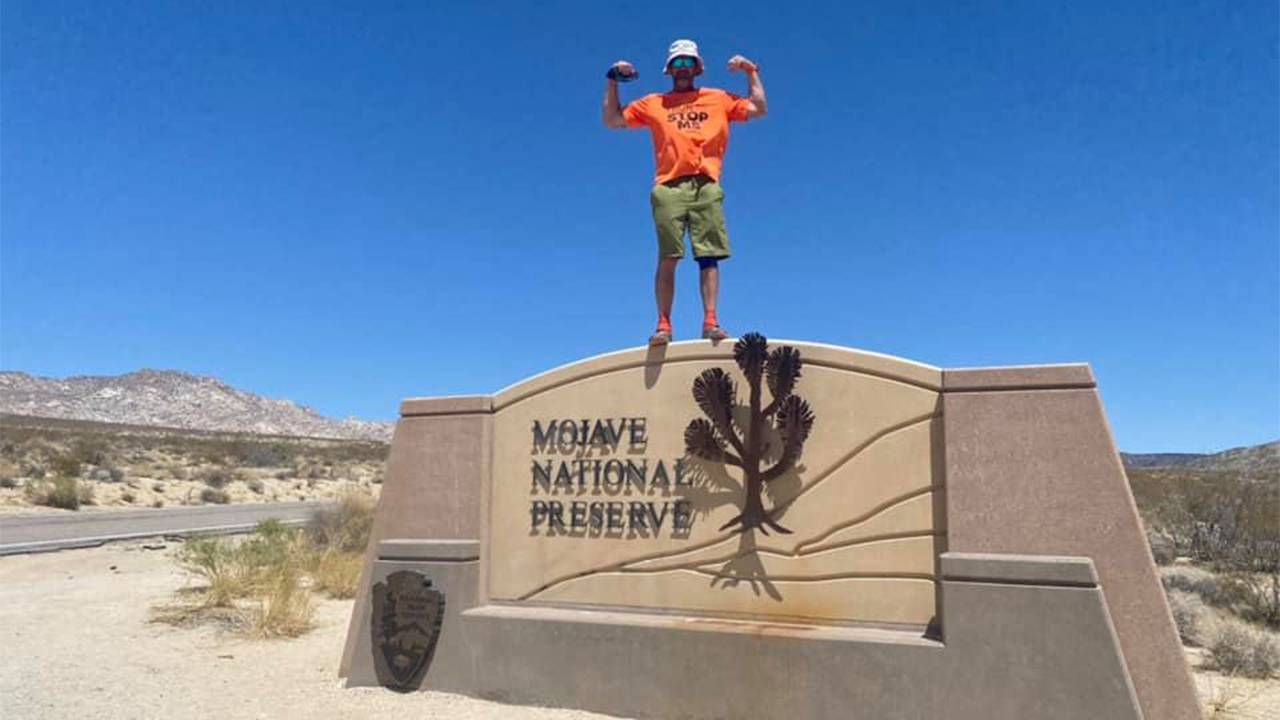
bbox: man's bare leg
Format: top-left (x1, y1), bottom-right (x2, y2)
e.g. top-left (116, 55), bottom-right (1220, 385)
top-left (699, 262), bottom-right (726, 340)
top-left (651, 257), bottom-right (679, 343)
top-left (699, 263), bottom-right (719, 321)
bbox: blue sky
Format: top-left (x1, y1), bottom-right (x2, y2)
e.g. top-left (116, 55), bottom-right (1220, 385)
top-left (2, 1), bottom-right (1276, 452)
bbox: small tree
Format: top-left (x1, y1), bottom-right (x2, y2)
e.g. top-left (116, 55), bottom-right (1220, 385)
top-left (684, 332), bottom-right (815, 535)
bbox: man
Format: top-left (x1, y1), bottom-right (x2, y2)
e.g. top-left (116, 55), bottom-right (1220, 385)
top-left (603, 39), bottom-right (767, 345)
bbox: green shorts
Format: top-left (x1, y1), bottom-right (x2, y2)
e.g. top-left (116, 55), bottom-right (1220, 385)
top-left (649, 175), bottom-right (731, 260)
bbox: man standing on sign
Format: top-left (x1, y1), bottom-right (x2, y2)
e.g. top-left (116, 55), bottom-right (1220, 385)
top-left (602, 39), bottom-right (767, 345)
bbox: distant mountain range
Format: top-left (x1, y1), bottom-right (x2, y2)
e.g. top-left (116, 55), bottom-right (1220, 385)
top-left (0, 369), bottom-right (393, 441)
top-left (0, 369), bottom-right (1275, 469)
top-left (1121, 442), bottom-right (1278, 479)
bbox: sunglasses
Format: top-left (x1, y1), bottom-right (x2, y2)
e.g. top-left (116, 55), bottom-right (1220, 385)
top-left (669, 57), bottom-right (698, 70)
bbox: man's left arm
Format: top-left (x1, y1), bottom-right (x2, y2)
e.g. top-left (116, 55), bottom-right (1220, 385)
top-left (728, 55), bottom-right (767, 119)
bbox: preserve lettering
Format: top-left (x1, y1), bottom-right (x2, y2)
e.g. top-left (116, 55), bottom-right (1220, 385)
top-left (529, 417), bottom-right (693, 536)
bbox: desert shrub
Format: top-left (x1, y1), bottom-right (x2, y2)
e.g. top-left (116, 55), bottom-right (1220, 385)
top-left (1218, 572), bottom-right (1280, 629)
top-left (200, 488), bottom-right (230, 504)
top-left (25, 476), bottom-right (93, 510)
top-left (310, 551), bottom-right (362, 599)
top-left (1166, 590), bottom-right (1208, 646)
top-left (1148, 531), bottom-right (1176, 565)
top-left (247, 478), bottom-right (265, 494)
top-left (310, 491), bottom-right (375, 553)
top-left (49, 454), bottom-right (82, 477)
top-left (121, 491), bottom-right (136, 504)
top-left (169, 465), bottom-right (189, 481)
top-left (231, 441), bottom-right (294, 468)
top-left (175, 523), bottom-right (305, 603)
top-left (152, 500), bottom-right (164, 508)
top-left (176, 537), bottom-right (246, 606)
top-left (242, 523), bottom-right (314, 636)
top-left (0, 477), bottom-right (17, 489)
top-left (1161, 565), bottom-right (1220, 604)
top-left (70, 438), bottom-right (109, 466)
top-left (253, 563), bottom-right (313, 637)
top-left (198, 467), bottom-right (233, 489)
top-left (1205, 616), bottom-right (1280, 678)
top-left (274, 469), bottom-right (290, 480)
top-left (108, 467), bottom-right (126, 483)
top-left (238, 519), bottom-right (298, 571)
top-left (152, 482), bottom-right (166, 493)
top-left (1130, 467), bottom-right (1278, 574)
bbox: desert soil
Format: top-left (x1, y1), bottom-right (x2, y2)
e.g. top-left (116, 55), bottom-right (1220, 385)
top-left (1, 542), bottom-right (1276, 719)
top-left (0, 542), bottom-right (623, 720)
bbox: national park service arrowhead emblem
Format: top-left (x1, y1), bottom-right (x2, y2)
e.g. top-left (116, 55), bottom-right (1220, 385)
top-left (371, 570), bottom-right (445, 692)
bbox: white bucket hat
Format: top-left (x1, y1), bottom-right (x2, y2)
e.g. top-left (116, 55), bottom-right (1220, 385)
top-left (663, 38), bottom-right (703, 73)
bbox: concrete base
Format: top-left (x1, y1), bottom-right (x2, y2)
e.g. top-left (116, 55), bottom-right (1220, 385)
top-left (346, 544), bottom-right (1141, 720)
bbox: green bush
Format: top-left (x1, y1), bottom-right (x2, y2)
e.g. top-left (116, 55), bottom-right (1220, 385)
top-left (176, 537), bottom-right (245, 606)
top-left (70, 438), bottom-right (109, 466)
top-left (49, 455), bottom-right (82, 477)
top-left (198, 467), bottom-right (233, 489)
top-left (24, 476), bottom-right (93, 510)
top-left (231, 441), bottom-right (295, 468)
top-left (200, 487), bottom-right (230, 504)
top-left (1218, 572), bottom-right (1280, 629)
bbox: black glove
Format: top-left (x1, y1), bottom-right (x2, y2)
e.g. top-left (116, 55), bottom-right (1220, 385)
top-left (606, 66), bottom-right (638, 82)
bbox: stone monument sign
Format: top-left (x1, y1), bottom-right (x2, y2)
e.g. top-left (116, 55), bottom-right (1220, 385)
top-left (340, 337), bottom-right (1199, 720)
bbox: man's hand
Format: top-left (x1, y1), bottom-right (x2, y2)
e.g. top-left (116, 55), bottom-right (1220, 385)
top-left (727, 55), bottom-right (758, 74)
top-left (609, 60), bottom-right (637, 81)
top-left (728, 55), bottom-right (767, 119)
top-left (603, 61), bottom-right (635, 129)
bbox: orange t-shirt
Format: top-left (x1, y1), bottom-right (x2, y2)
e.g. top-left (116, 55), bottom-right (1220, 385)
top-left (623, 88), bottom-right (754, 185)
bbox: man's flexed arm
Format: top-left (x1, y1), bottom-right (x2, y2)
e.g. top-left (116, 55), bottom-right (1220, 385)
top-left (602, 60), bottom-right (636, 129)
top-left (728, 55), bottom-right (767, 119)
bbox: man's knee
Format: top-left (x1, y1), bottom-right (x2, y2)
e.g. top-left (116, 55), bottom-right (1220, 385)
top-left (696, 257), bottom-right (720, 270)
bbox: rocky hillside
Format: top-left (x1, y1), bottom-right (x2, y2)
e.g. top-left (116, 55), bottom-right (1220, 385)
top-left (1122, 441), bottom-right (1278, 480)
top-left (0, 370), bottom-right (393, 441)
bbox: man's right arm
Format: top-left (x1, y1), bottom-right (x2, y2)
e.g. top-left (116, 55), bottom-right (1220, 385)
top-left (602, 60), bottom-right (635, 129)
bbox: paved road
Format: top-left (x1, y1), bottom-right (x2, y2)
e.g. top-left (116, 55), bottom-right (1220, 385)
top-left (0, 502), bottom-right (331, 555)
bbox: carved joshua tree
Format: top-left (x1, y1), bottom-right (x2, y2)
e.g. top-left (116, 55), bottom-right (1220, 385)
top-left (684, 332), bottom-right (815, 535)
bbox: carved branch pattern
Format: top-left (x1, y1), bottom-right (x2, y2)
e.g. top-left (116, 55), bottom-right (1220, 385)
top-left (684, 332), bottom-right (815, 535)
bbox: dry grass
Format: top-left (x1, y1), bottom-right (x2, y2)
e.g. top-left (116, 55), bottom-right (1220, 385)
top-left (310, 490), bottom-right (375, 553)
top-left (253, 563), bottom-right (314, 637)
top-left (1201, 673), bottom-right (1271, 719)
top-left (310, 550), bottom-right (363, 599)
top-left (156, 520), bottom-right (315, 634)
top-left (24, 476), bottom-right (94, 510)
top-left (1204, 615), bottom-right (1280, 679)
top-left (155, 489), bottom-right (374, 638)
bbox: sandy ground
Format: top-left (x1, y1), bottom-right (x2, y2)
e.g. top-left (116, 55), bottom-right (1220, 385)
top-left (1, 542), bottom-right (1277, 720)
top-left (0, 542), bottom-right (624, 720)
